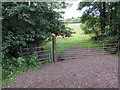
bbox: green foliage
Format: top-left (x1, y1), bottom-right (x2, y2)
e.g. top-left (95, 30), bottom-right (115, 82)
top-left (78, 2), bottom-right (120, 51)
top-left (2, 2), bottom-right (72, 83)
top-left (78, 2), bottom-right (120, 38)
top-left (2, 2), bottom-right (73, 58)
top-left (2, 54), bottom-right (41, 80)
top-left (42, 60), bottom-right (53, 64)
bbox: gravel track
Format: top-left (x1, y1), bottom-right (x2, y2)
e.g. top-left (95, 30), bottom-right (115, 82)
top-left (4, 46), bottom-right (118, 88)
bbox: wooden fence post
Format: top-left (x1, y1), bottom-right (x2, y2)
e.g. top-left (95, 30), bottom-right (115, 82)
top-left (52, 36), bottom-right (57, 62)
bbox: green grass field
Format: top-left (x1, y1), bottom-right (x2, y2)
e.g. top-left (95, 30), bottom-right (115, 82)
top-left (53, 23), bottom-right (102, 55)
top-left (56, 23), bottom-right (90, 43)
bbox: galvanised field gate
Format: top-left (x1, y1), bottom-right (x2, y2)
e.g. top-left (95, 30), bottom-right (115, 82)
top-left (20, 45), bottom-right (52, 62)
top-left (20, 38), bottom-right (120, 62)
top-left (56, 40), bottom-right (120, 61)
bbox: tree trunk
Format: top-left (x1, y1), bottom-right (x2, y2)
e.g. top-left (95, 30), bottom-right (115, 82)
top-left (99, 2), bottom-right (106, 35)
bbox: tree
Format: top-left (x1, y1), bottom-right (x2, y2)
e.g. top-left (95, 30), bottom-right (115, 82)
top-left (78, 1), bottom-right (120, 40)
top-left (2, 2), bottom-right (73, 58)
top-left (78, 1), bottom-right (120, 50)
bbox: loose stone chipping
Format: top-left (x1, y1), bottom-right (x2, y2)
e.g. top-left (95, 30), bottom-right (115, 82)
top-left (4, 46), bottom-right (118, 88)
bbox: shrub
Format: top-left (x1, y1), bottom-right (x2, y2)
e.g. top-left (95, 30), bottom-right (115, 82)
top-left (2, 54), bottom-right (41, 80)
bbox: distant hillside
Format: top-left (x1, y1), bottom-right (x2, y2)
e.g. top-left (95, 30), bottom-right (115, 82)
top-left (64, 17), bottom-right (81, 24)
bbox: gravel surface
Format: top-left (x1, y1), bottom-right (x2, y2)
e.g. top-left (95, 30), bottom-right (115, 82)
top-left (4, 46), bottom-right (118, 88)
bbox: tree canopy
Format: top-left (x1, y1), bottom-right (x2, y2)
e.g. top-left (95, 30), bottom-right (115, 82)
top-left (78, 2), bottom-right (120, 41)
top-left (2, 2), bottom-right (73, 58)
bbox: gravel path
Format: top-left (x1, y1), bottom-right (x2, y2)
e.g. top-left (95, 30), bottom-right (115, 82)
top-left (5, 46), bottom-right (118, 88)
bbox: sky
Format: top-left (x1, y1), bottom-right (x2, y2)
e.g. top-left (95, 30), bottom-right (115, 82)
top-left (62, 0), bottom-right (86, 20)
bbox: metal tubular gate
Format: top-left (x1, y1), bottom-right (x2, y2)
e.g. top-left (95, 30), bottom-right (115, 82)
top-left (20, 45), bottom-right (52, 62)
top-left (56, 40), bottom-right (120, 60)
top-left (19, 39), bottom-right (120, 62)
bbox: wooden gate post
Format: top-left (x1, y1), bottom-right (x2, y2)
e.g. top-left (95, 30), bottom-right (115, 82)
top-left (52, 36), bottom-right (57, 62)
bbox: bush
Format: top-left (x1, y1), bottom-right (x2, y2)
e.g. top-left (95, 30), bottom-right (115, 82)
top-left (2, 54), bottom-right (41, 80)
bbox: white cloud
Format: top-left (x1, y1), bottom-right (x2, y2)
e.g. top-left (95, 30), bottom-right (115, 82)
top-left (62, 0), bottom-right (85, 19)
